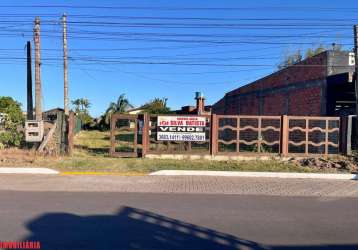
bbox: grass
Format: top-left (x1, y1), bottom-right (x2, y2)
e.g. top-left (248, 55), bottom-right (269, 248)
top-left (0, 130), bottom-right (345, 174)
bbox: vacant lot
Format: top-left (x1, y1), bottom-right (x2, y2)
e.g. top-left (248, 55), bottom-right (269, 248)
top-left (0, 130), bottom-right (349, 174)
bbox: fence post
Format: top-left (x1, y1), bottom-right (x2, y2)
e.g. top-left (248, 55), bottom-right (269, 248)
top-left (346, 115), bottom-right (354, 155)
top-left (109, 114), bottom-right (116, 156)
top-left (142, 113), bottom-right (149, 158)
top-left (210, 114), bottom-right (218, 156)
top-left (67, 111), bottom-right (74, 156)
top-left (280, 115), bottom-right (289, 156)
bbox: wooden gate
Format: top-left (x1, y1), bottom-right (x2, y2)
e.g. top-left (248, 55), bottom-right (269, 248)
top-left (109, 114), bottom-right (139, 157)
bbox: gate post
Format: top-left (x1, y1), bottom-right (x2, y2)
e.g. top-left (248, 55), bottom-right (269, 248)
top-left (142, 113), bottom-right (150, 158)
top-left (280, 115), bottom-right (289, 156)
top-left (210, 114), bottom-right (218, 156)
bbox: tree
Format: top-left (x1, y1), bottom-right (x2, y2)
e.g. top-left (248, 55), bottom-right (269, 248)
top-left (277, 50), bottom-right (303, 69)
top-left (0, 96), bottom-right (24, 148)
top-left (104, 94), bottom-right (133, 124)
top-left (305, 44), bottom-right (326, 58)
top-left (141, 97), bottom-right (171, 114)
top-left (278, 44), bottom-right (343, 69)
top-left (71, 98), bottom-right (92, 127)
top-left (72, 98), bottom-right (91, 113)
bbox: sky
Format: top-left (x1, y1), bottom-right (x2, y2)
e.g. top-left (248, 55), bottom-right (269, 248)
top-left (1, 0), bottom-right (358, 117)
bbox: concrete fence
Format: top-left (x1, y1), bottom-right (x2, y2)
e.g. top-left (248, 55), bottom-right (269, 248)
top-left (109, 114), bottom-right (344, 158)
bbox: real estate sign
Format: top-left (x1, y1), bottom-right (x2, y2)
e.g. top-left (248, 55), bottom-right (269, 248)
top-left (157, 116), bottom-right (206, 141)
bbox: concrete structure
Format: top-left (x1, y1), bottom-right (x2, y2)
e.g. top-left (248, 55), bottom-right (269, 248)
top-left (212, 50), bottom-right (356, 116)
top-left (176, 92), bottom-right (212, 115)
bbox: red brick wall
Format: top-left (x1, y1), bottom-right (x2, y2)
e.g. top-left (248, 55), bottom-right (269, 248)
top-left (212, 52), bottom-right (327, 116)
top-left (228, 52), bottom-right (327, 96)
top-left (288, 87), bottom-right (322, 115)
top-left (238, 95), bottom-right (260, 115)
top-left (262, 93), bottom-right (287, 115)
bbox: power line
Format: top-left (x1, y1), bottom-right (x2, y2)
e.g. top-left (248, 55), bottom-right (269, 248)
top-left (1, 5), bottom-right (358, 12)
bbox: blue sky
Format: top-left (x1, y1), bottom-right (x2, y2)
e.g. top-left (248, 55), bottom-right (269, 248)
top-left (1, 0), bottom-right (358, 117)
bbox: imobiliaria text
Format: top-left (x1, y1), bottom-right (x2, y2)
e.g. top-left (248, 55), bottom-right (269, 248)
top-left (0, 241), bottom-right (41, 249)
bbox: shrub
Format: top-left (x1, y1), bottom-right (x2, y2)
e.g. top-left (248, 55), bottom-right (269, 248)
top-left (0, 97), bottom-right (24, 148)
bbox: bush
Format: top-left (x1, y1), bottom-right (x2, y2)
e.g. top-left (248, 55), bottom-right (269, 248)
top-left (0, 97), bottom-right (24, 148)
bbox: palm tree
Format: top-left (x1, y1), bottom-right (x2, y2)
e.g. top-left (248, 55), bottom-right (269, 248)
top-left (142, 97), bottom-right (170, 114)
top-left (72, 98), bottom-right (91, 113)
top-left (104, 94), bottom-right (133, 124)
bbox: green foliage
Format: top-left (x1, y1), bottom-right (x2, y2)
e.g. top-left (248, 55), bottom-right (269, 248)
top-left (0, 96), bottom-right (23, 124)
top-left (71, 98), bottom-right (92, 128)
top-left (278, 50), bottom-right (303, 69)
top-left (304, 44), bottom-right (326, 58)
top-left (104, 94), bottom-right (133, 125)
top-left (278, 44), bottom-right (343, 69)
top-left (141, 97), bottom-right (171, 114)
top-left (0, 96), bottom-right (24, 147)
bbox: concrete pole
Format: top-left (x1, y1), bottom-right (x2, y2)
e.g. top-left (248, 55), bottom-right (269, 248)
top-left (33, 17), bottom-right (42, 121)
top-left (26, 41), bottom-right (34, 120)
top-left (354, 25), bottom-right (358, 147)
top-left (63, 13), bottom-right (69, 116)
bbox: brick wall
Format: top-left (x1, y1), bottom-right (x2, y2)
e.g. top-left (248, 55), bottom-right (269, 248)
top-left (288, 86), bottom-right (322, 115)
top-left (262, 92), bottom-right (287, 115)
top-left (212, 52), bottom-right (328, 116)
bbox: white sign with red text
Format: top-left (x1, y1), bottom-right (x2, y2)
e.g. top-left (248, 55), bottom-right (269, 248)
top-left (157, 116), bottom-right (206, 141)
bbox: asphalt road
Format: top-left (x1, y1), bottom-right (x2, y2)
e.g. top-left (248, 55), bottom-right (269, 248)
top-left (1, 190), bottom-right (358, 250)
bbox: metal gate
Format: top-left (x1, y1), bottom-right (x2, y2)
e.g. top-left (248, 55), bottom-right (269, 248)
top-left (109, 114), bottom-right (139, 157)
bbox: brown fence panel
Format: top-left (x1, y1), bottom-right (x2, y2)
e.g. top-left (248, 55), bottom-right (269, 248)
top-left (287, 116), bottom-right (340, 156)
top-left (216, 115), bottom-right (281, 155)
top-left (131, 114), bottom-right (342, 157)
top-left (110, 114), bottom-right (139, 158)
top-left (147, 114), bottom-right (211, 155)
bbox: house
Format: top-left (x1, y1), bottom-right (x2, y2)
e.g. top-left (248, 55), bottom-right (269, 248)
top-left (212, 50), bottom-right (356, 116)
top-left (43, 108), bottom-right (64, 121)
top-left (176, 92), bottom-right (212, 115)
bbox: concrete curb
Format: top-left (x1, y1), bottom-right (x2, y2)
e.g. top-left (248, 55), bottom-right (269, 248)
top-left (60, 171), bottom-right (146, 176)
top-left (0, 168), bottom-right (59, 175)
top-left (149, 170), bottom-right (358, 180)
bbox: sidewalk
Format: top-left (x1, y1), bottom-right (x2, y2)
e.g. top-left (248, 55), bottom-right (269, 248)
top-left (0, 175), bottom-right (358, 197)
top-left (0, 167), bottom-right (58, 174)
top-left (150, 170), bottom-right (358, 180)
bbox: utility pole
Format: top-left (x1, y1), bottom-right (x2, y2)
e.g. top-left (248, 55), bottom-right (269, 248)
top-left (26, 41), bottom-right (33, 120)
top-left (354, 25), bottom-right (358, 147)
top-left (63, 13), bottom-right (69, 116)
top-left (33, 17), bottom-right (42, 121)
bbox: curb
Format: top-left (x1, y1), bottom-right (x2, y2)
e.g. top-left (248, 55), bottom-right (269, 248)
top-left (60, 171), bottom-right (147, 176)
top-left (149, 170), bottom-right (358, 180)
top-left (0, 168), bottom-right (59, 175)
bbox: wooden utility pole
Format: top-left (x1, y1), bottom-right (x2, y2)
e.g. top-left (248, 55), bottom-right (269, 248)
top-left (63, 13), bottom-right (69, 116)
top-left (34, 17), bottom-right (42, 121)
top-left (354, 25), bottom-right (358, 146)
top-left (26, 41), bottom-right (33, 120)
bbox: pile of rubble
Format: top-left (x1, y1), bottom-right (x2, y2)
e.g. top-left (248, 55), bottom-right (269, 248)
top-left (287, 157), bottom-right (358, 173)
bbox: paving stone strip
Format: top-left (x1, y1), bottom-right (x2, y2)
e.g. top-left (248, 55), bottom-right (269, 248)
top-left (0, 175), bottom-right (357, 197)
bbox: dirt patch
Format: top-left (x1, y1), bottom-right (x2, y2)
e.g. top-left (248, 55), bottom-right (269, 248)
top-left (0, 148), bottom-right (37, 165)
top-left (287, 157), bottom-right (358, 173)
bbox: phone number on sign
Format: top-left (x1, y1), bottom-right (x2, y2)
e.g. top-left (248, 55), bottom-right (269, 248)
top-left (157, 133), bottom-right (206, 141)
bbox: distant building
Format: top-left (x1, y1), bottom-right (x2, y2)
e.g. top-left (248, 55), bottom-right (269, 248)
top-left (127, 107), bottom-right (145, 115)
top-left (176, 92), bottom-right (212, 115)
top-left (42, 108), bottom-right (64, 121)
top-left (212, 50), bottom-right (356, 116)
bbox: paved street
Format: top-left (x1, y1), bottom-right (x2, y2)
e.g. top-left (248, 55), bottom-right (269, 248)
top-left (0, 175), bottom-right (358, 249)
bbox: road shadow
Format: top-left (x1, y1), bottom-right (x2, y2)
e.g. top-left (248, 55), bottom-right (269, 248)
top-left (22, 206), bottom-right (358, 250)
top-left (23, 206), bottom-right (264, 250)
